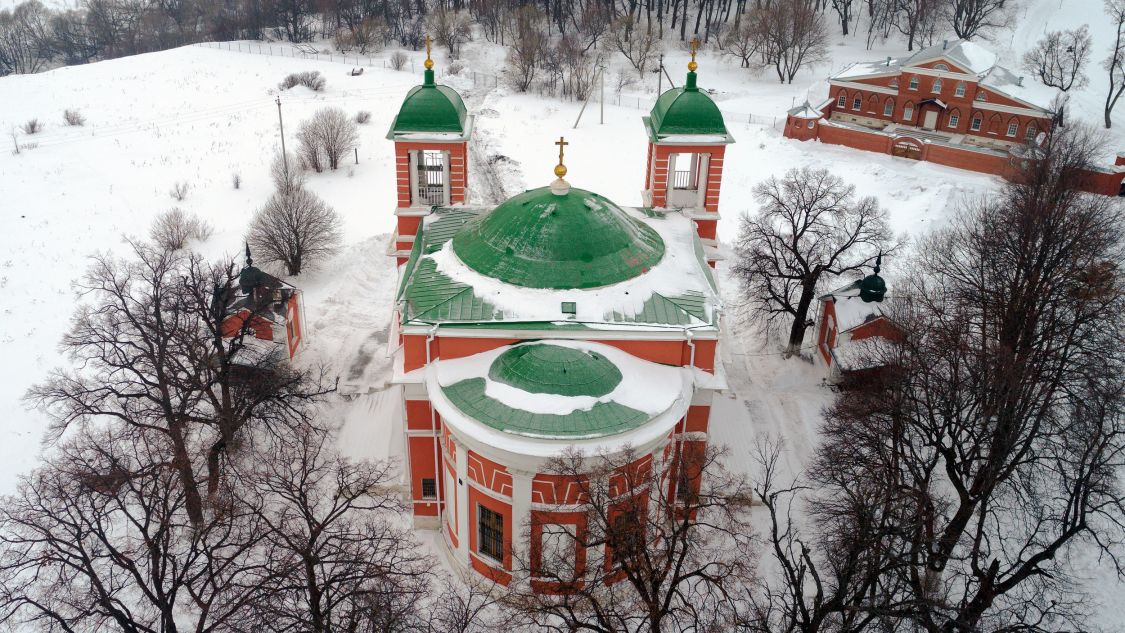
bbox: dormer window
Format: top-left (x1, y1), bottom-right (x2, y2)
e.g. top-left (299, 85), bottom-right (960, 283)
top-left (909, 76), bottom-right (919, 90)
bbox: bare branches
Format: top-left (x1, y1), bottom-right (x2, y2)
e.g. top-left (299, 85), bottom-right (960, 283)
top-left (1023, 26), bottom-right (1091, 93)
top-left (756, 1), bottom-right (828, 84)
top-left (296, 107), bottom-right (359, 172)
top-left (246, 187), bottom-right (342, 276)
top-left (732, 167), bottom-right (895, 355)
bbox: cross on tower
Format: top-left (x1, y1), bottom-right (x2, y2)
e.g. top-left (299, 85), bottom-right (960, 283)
top-left (424, 35), bottom-right (433, 70)
top-left (688, 37), bottom-right (700, 72)
top-left (554, 136), bottom-right (569, 178)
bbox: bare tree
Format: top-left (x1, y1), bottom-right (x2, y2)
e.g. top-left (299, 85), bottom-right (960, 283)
top-left (0, 425), bottom-right (269, 632)
top-left (733, 167), bottom-right (894, 356)
top-left (610, 15), bottom-right (658, 78)
top-left (1106, 0), bottom-right (1125, 128)
top-left (722, 12), bottom-right (764, 69)
top-left (757, 1), bottom-right (828, 84)
top-left (149, 206), bottom-right (214, 251)
top-left (1023, 26), bottom-right (1091, 93)
top-left (296, 107), bottom-right (358, 172)
top-left (830, 0), bottom-right (855, 35)
top-left (502, 444), bottom-right (754, 633)
top-left (892, 0), bottom-right (941, 51)
top-left (0, 1), bottom-right (53, 75)
top-left (506, 6), bottom-right (548, 91)
top-left (428, 7), bottom-right (472, 58)
top-left (247, 187), bottom-right (342, 276)
top-left (271, 150), bottom-right (305, 195)
top-left (231, 422), bottom-right (435, 633)
top-left (945, 0), bottom-right (1011, 40)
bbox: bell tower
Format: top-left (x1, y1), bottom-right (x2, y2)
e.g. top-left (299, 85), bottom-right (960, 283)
top-left (387, 36), bottom-right (474, 265)
top-left (641, 40), bottom-right (732, 265)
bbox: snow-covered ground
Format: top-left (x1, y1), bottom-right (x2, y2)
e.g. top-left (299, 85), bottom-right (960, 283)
top-left (2, 1), bottom-right (1124, 625)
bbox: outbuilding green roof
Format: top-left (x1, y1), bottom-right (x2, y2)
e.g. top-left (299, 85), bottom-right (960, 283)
top-left (489, 344), bottom-right (622, 397)
top-left (450, 186), bottom-right (665, 289)
top-left (390, 69), bottom-right (467, 135)
top-left (647, 71), bottom-right (729, 137)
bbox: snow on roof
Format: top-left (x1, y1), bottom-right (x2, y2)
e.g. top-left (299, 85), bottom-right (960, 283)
top-left (905, 39), bottom-right (997, 75)
top-left (832, 337), bottom-right (897, 372)
top-left (402, 206), bottom-right (720, 329)
top-left (979, 64), bottom-right (1057, 111)
top-left (822, 280), bottom-right (891, 332)
top-left (831, 58), bottom-right (903, 80)
top-left (787, 102), bottom-right (824, 119)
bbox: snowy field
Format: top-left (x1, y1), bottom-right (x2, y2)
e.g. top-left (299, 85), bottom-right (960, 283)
top-left (2, 0), bottom-right (1125, 625)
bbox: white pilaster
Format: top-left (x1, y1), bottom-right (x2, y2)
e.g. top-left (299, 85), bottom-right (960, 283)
top-left (510, 469), bottom-right (534, 571)
top-left (455, 441), bottom-right (470, 566)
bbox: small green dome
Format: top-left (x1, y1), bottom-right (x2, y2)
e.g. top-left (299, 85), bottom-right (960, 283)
top-left (859, 255), bottom-right (886, 303)
top-left (649, 72), bottom-right (728, 136)
top-left (450, 186), bottom-right (665, 289)
top-left (489, 344), bottom-right (622, 397)
top-left (391, 69), bottom-right (467, 134)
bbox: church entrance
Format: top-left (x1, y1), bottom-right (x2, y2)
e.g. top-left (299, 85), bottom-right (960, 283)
top-left (412, 150), bottom-right (449, 207)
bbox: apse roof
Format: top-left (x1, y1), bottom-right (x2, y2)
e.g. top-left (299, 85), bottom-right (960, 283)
top-left (431, 340), bottom-right (692, 439)
top-left (644, 71), bottom-right (732, 141)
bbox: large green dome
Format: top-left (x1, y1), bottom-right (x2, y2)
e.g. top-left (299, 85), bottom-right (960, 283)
top-left (450, 186), bottom-right (665, 289)
top-left (391, 69), bottom-right (467, 134)
top-left (649, 72), bottom-right (728, 137)
top-left (489, 344), bottom-right (622, 397)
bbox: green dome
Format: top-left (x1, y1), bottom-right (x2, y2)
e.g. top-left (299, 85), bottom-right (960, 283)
top-left (489, 344), bottom-right (622, 397)
top-left (859, 255), bottom-right (886, 303)
top-left (450, 186), bottom-right (665, 289)
top-left (649, 72), bottom-right (728, 136)
top-left (391, 70), bottom-right (467, 134)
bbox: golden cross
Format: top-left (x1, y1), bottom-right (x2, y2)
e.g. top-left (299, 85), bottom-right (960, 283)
top-left (424, 34), bottom-right (434, 70)
top-left (554, 136), bottom-right (569, 178)
top-left (688, 37), bottom-right (700, 72)
top-left (425, 35), bottom-right (432, 60)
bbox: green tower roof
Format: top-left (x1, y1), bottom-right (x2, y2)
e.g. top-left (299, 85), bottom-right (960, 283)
top-left (647, 71), bottom-right (729, 138)
top-left (450, 186), bottom-right (665, 290)
top-left (390, 69), bottom-right (467, 135)
top-left (859, 255), bottom-right (887, 303)
top-left (489, 344), bottom-right (623, 397)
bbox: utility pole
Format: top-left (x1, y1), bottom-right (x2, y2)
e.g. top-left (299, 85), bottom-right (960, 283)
top-left (656, 54), bottom-right (663, 96)
top-left (276, 96), bottom-right (290, 194)
top-left (600, 65), bottom-right (605, 124)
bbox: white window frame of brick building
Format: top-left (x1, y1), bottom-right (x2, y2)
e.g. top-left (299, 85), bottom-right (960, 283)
top-left (667, 152), bottom-right (709, 209)
top-left (1007, 122), bottom-right (1019, 137)
top-left (409, 149), bottom-right (451, 207)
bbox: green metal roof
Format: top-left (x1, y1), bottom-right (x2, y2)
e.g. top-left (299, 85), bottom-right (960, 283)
top-left (489, 344), bottom-right (622, 397)
top-left (443, 378), bottom-right (648, 438)
top-left (648, 72), bottom-right (729, 137)
top-left (390, 69), bottom-right (467, 135)
top-left (397, 207), bottom-right (718, 329)
top-left (450, 187), bottom-right (665, 289)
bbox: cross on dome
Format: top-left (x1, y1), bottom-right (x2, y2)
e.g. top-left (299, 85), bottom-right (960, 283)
top-left (424, 35), bottom-right (433, 70)
top-left (551, 136), bottom-right (571, 195)
top-left (688, 37), bottom-right (700, 72)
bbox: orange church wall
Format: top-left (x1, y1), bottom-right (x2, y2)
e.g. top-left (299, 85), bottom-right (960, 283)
top-left (467, 450), bottom-right (513, 497)
top-left (408, 435), bottom-right (440, 517)
top-left (532, 473), bottom-right (588, 506)
top-left (530, 510), bottom-right (589, 594)
top-left (850, 316), bottom-right (901, 342)
top-left (220, 310), bottom-right (275, 341)
top-left (467, 486), bottom-right (513, 583)
top-left (684, 405), bottom-right (710, 433)
top-left (405, 399), bottom-right (435, 431)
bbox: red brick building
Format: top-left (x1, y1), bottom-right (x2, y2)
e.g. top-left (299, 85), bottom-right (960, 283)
top-left (784, 39), bottom-right (1125, 195)
top-left (814, 260), bottom-right (899, 383)
top-left (218, 249), bottom-right (305, 363)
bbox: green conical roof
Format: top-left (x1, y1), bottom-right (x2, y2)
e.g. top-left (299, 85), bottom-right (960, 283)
top-left (450, 186), bottom-right (665, 289)
top-left (391, 69), bottom-right (467, 134)
top-left (649, 71), bottom-right (728, 136)
top-left (859, 255), bottom-right (887, 303)
top-left (489, 344), bottom-right (622, 397)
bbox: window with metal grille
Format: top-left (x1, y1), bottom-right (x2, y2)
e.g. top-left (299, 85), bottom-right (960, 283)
top-left (836, 93), bottom-right (846, 108)
top-left (421, 478), bottom-right (436, 499)
top-left (948, 114), bottom-right (959, 128)
top-left (478, 505), bottom-right (504, 562)
top-left (971, 117), bottom-right (982, 131)
top-left (415, 150), bottom-right (446, 206)
top-left (1025, 124), bottom-right (1038, 141)
top-left (672, 154), bottom-right (702, 190)
top-left (1007, 122), bottom-right (1018, 137)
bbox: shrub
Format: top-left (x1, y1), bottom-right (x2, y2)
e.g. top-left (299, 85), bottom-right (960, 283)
top-left (390, 50), bottom-right (409, 71)
top-left (63, 109), bottom-right (85, 126)
top-left (233, 172), bottom-right (242, 189)
top-left (296, 108), bottom-right (359, 172)
top-left (246, 188), bottom-right (342, 276)
top-left (22, 119), bottom-right (41, 134)
top-left (355, 110), bottom-right (372, 124)
top-left (448, 61), bottom-right (465, 75)
top-left (270, 151), bottom-right (306, 194)
top-left (279, 71), bottom-right (326, 92)
top-left (150, 207), bottom-right (214, 251)
top-left (169, 181), bottom-right (190, 201)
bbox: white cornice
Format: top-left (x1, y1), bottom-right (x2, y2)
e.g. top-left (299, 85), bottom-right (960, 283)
top-left (399, 325), bottom-right (720, 340)
top-left (970, 101), bottom-right (1052, 118)
top-left (830, 80), bottom-right (899, 96)
top-left (903, 65), bottom-right (978, 81)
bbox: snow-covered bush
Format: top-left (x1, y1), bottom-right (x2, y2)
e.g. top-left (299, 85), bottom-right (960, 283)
top-left (22, 119), bottom-right (41, 134)
top-left (270, 151), bottom-right (306, 194)
top-left (247, 188), bottom-right (341, 276)
top-left (279, 71), bottom-right (325, 92)
top-left (149, 207), bottom-right (213, 251)
top-left (296, 108), bottom-right (359, 172)
top-left (355, 110), bottom-right (371, 124)
top-left (169, 181), bottom-right (190, 201)
top-left (63, 109), bottom-right (85, 126)
top-left (232, 172), bottom-right (241, 189)
top-left (389, 50), bottom-right (408, 71)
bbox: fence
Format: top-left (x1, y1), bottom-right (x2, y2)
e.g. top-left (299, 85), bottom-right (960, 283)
top-left (193, 41), bottom-right (783, 130)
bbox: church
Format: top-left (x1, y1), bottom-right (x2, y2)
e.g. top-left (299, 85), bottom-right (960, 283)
top-left (385, 44), bottom-right (730, 588)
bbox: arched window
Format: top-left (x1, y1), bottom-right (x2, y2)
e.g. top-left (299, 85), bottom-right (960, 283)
top-left (1025, 122), bottom-right (1039, 141)
top-left (909, 75), bottom-right (919, 90)
top-left (976, 91), bottom-right (987, 102)
top-left (935, 63), bottom-right (949, 71)
top-left (955, 81), bottom-right (966, 97)
top-left (932, 78), bottom-right (943, 94)
top-left (948, 109), bottom-right (961, 128)
top-left (989, 113), bottom-right (1003, 134)
top-left (970, 113), bottom-right (983, 131)
top-left (836, 91), bottom-right (847, 108)
top-left (890, 78), bottom-right (899, 89)
top-left (1006, 118), bottom-right (1019, 137)
top-left (903, 101), bottom-right (915, 121)
top-left (853, 94), bottom-right (862, 110)
top-left (868, 94), bottom-right (879, 112)
top-left (884, 97), bottom-right (895, 117)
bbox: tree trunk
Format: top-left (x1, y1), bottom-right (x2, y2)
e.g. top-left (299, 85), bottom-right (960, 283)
top-left (169, 423), bottom-right (205, 527)
top-left (786, 283), bottom-right (816, 356)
